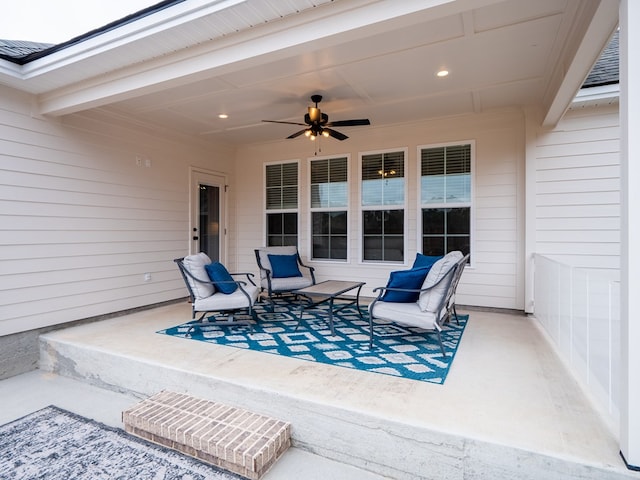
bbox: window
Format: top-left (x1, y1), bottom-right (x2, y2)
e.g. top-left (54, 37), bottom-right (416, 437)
top-left (265, 162), bottom-right (298, 246)
top-left (310, 157), bottom-right (348, 260)
top-left (361, 150), bottom-right (405, 262)
top-left (420, 143), bottom-right (472, 259)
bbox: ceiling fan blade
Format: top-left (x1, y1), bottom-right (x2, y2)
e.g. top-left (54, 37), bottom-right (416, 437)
top-left (262, 120), bottom-right (307, 126)
top-left (324, 128), bottom-right (348, 141)
top-left (287, 129), bottom-right (308, 139)
top-left (326, 119), bottom-right (371, 127)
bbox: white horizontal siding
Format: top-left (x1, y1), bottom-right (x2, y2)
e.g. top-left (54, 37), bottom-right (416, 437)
top-left (0, 85), bottom-right (235, 335)
top-left (533, 104), bottom-right (620, 276)
top-left (234, 110), bottom-right (525, 309)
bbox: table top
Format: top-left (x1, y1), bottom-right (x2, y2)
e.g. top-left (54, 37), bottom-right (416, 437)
top-left (293, 280), bottom-right (365, 297)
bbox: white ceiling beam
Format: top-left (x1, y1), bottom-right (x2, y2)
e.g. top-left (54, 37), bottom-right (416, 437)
top-left (542, 0), bottom-right (618, 128)
top-left (36, 0), bottom-right (504, 117)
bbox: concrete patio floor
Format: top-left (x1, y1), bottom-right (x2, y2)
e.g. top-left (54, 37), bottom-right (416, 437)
top-left (1, 301), bottom-right (637, 479)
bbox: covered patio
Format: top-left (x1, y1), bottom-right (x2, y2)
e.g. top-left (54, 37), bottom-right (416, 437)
top-left (2, 0), bottom-right (640, 477)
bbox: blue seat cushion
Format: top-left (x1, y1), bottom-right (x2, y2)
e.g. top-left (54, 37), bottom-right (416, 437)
top-left (204, 262), bottom-right (238, 294)
top-left (268, 254), bottom-right (302, 278)
top-left (412, 252), bottom-right (443, 270)
top-left (382, 267), bottom-right (431, 303)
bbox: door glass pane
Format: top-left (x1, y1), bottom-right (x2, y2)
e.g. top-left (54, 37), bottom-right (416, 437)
top-left (199, 184), bottom-right (220, 261)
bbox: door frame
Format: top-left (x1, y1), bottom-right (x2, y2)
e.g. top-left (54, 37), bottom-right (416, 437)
top-left (189, 168), bottom-right (227, 261)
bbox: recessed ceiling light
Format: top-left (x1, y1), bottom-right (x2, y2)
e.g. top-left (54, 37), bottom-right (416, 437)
top-left (218, 114), bottom-right (228, 119)
top-left (436, 69), bottom-right (449, 77)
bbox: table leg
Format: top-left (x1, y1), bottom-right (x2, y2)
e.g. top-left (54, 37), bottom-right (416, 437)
top-left (354, 284), bottom-right (364, 319)
top-left (328, 297), bottom-right (336, 335)
top-left (294, 295), bottom-right (310, 331)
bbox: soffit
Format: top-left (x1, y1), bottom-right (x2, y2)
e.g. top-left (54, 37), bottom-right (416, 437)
top-left (0, 0), bottom-right (619, 144)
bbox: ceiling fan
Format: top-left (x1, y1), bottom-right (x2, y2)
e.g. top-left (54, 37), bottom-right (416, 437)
top-left (262, 94), bottom-right (370, 141)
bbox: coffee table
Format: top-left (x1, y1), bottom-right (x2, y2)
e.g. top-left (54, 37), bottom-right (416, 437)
top-left (292, 280), bottom-right (365, 335)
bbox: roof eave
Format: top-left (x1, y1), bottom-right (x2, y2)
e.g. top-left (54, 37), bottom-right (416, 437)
top-left (542, 0), bottom-right (618, 128)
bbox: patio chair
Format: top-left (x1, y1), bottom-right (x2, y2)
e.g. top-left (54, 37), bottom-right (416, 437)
top-left (254, 246), bottom-right (316, 307)
top-left (446, 252), bottom-right (469, 325)
top-left (174, 253), bottom-right (259, 335)
top-left (368, 251), bottom-right (469, 356)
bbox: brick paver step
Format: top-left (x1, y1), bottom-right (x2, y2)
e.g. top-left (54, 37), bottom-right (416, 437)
top-left (123, 391), bottom-right (291, 479)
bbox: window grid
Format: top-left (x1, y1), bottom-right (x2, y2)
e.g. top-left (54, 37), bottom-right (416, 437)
top-left (361, 150), bottom-right (406, 262)
top-left (420, 144), bottom-right (472, 259)
top-left (265, 162), bottom-right (298, 247)
top-left (310, 157), bottom-right (348, 260)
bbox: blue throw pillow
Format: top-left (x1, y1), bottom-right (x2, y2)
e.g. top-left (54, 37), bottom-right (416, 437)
top-left (382, 267), bottom-right (430, 303)
top-left (412, 252), bottom-right (443, 270)
top-left (204, 262), bottom-right (237, 294)
top-left (267, 254), bottom-right (302, 278)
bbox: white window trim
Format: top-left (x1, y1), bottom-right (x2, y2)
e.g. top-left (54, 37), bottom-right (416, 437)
top-left (263, 159), bottom-right (300, 247)
top-left (307, 153), bottom-right (351, 263)
top-left (358, 147), bottom-right (409, 265)
top-left (416, 140), bottom-right (475, 267)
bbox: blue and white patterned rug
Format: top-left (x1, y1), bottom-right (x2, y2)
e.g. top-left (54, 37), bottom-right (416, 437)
top-left (0, 406), bottom-right (241, 480)
top-left (159, 300), bottom-right (468, 385)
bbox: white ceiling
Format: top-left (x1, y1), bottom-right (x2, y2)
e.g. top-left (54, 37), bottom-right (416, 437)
top-left (2, 0), bottom-right (619, 146)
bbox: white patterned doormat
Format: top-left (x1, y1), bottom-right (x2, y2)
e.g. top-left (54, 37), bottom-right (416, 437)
top-left (0, 406), bottom-right (243, 480)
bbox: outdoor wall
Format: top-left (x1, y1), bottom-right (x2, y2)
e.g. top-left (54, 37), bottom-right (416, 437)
top-left (532, 103), bottom-right (621, 279)
top-left (528, 102), bottom-right (621, 434)
top-left (233, 109), bottom-right (526, 310)
top-left (0, 83), bottom-right (236, 338)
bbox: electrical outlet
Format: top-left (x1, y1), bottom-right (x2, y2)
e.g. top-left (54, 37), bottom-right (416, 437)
top-left (136, 156), bottom-right (143, 167)
top-left (144, 273), bottom-right (152, 282)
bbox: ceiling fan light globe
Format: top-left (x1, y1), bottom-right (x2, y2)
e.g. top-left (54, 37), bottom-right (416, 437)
top-left (322, 129), bottom-right (330, 137)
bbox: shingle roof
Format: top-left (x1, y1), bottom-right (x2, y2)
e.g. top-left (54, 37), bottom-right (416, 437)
top-left (0, 0), bottom-right (181, 65)
top-left (582, 30), bottom-right (619, 88)
top-left (0, 39), bottom-right (53, 60)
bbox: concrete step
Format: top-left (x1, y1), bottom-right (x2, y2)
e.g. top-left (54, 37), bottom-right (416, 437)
top-left (0, 370), bottom-right (387, 480)
top-left (36, 306), bottom-right (639, 480)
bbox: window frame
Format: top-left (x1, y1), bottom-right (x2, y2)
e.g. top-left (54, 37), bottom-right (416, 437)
top-left (263, 160), bottom-right (300, 247)
top-left (308, 153), bottom-right (351, 262)
top-left (417, 140), bottom-right (475, 265)
top-left (358, 147), bottom-right (409, 264)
